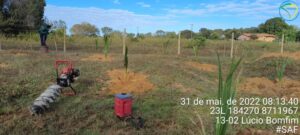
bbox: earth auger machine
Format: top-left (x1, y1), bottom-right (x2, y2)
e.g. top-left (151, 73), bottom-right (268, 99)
top-left (29, 60), bottom-right (80, 115)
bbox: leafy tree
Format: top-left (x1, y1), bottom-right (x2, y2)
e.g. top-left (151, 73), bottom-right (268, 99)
top-left (258, 17), bottom-right (289, 36)
top-left (210, 32), bottom-right (220, 39)
top-left (70, 22), bottom-right (99, 36)
top-left (282, 26), bottom-right (298, 42)
top-left (50, 20), bottom-right (66, 36)
top-left (0, 0), bottom-right (46, 35)
top-left (127, 33), bottom-right (135, 38)
top-left (165, 32), bottom-right (176, 38)
top-left (155, 30), bottom-right (166, 37)
top-left (244, 27), bottom-right (259, 33)
top-left (199, 28), bottom-right (211, 38)
top-left (51, 20), bottom-right (66, 29)
top-left (296, 31), bottom-right (300, 42)
top-left (101, 26), bottom-right (113, 36)
top-left (181, 29), bottom-right (195, 39)
top-left (224, 29), bottom-right (241, 39)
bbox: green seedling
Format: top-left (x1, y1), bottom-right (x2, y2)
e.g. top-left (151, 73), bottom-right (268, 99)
top-left (103, 35), bottom-right (110, 58)
top-left (215, 54), bottom-right (242, 135)
top-left (275, 57), bottom-right (289, 82)
top-left (124, 46), bottom-right (128, 72)
top-left (190, 36), bottom-right (206, 56)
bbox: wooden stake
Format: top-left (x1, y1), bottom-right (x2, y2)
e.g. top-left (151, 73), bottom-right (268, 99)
top-left (64, 29), bottom-right (66, 53)
top-left (178, 31), bottom-right (181, 55)
top-left (123, 28), bottom-right (126, 55)
top-left (230, 33), bottom-right (234, 58)
top-left (281, 34), bottom-right (284, 54)
top-left (54, 32), bottom-right (58, 52)
top-left (0, 41), bottom-right (2, 51)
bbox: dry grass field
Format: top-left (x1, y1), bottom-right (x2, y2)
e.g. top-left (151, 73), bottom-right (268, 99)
top-left (0, 37), bottom-right (299, 134)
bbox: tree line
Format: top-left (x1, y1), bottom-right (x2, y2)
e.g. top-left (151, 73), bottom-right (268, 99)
top-left (0, 0), bottom-right (45, 35)
top-left (68, 17), bottom-right (300, 42)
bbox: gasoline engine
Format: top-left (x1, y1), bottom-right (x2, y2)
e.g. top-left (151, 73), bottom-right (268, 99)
top-left (30, 60), bottom-right (80, 115)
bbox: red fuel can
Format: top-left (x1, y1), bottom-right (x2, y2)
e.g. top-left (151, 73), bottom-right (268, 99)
top-left (114, 93), bottom-right (132, 118)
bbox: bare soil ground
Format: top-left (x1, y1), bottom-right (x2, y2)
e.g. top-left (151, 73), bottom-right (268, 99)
top-left (257, 51), bottom-right (300, 61)
top-left (0, 63), bottom-right (9, 68)
top-left (239, 77), bottom-right (300, 98)
top-left (106, 69), bottom-right (154, 94)
top-left (185, 61), bottom-right (217, 72)
top-left (81, 54), bottom-right (113, 62)
top-left (1, 41), bottom-right (300, 134)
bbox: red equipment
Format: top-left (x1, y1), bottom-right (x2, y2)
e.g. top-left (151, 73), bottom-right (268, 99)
top-left (55, 60), bottom-right (80, 96)
top-left (114, 93), bottom-right (132, 118)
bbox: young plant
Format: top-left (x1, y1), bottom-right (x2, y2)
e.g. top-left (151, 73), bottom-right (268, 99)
top-left (124, 46), bottom-right (128, 72)
top-left (190, 36), bottom-right (206, 56)
top-left (275, 57), bottom-right (289, 82)
top-left (215, 54), bottom-right (242, 135)
top-left (103, 35), bottom-right (110, 58)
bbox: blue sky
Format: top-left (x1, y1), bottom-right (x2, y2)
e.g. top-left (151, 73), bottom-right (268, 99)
top-left (45, 0), bottom-right (300, 34)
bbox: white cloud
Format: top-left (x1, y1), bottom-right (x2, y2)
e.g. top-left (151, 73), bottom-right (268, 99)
top-left (166, 0), bottom-right (281, 18)
top-left (45, 5), bottom-right (177, 33)
top-left (137, 2), bottom-right (151, 8)
top-left (113, 0), bottom-right (120, 5)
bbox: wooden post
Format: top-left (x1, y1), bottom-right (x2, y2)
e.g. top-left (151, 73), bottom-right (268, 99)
top-left (64, 29), bottom-right (66, 53)
top-left (230, 33), bottom-right (234, 58)
top-left (54, 32), bottom-right (58, 52)
top-left (0, 41), bottom-right (2, 51)
top-left (178, 31), bottom-right (181, 55)
top-left (281, 34), bottom-right (284, 54)
top-left (123, 28), bottom-right (126, 55)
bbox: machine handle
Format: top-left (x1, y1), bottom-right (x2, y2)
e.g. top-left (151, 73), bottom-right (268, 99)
top-left (55, 60), bottom-right (73, 69)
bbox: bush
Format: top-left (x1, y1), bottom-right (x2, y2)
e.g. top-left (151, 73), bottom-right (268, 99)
top-left (190, 36), bottom-right (206, 56)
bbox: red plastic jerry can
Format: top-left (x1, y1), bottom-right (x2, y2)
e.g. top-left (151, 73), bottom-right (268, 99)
top-left (114, 93), bottom-right (132, 118)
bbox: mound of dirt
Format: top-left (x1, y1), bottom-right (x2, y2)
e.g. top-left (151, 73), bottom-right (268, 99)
top-left (186, 62), bottom-right (217, 72)
top-left (81, 54), bottom-right (112, 62)
top-left (106, 69), bottom-right (154, 94)
top-left (0, 63), bottom-right (9, 68)
top-left (258, 51), bottom-right (300, 61)
top-left (238, 77), bottom-right (300, 98)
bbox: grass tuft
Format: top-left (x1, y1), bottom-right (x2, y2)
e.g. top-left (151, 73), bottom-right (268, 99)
top-left (215, 53), bottom-right (242, 135)
top-left (275, 57), bottom-right (289, 82)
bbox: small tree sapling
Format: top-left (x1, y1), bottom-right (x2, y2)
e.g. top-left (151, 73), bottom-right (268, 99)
top-left (124, 46), bottom-right (128, 72)
top-left (103, 35), bottom-right (110, 58)
top-left (190, 36), bottom-right (206, 56)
